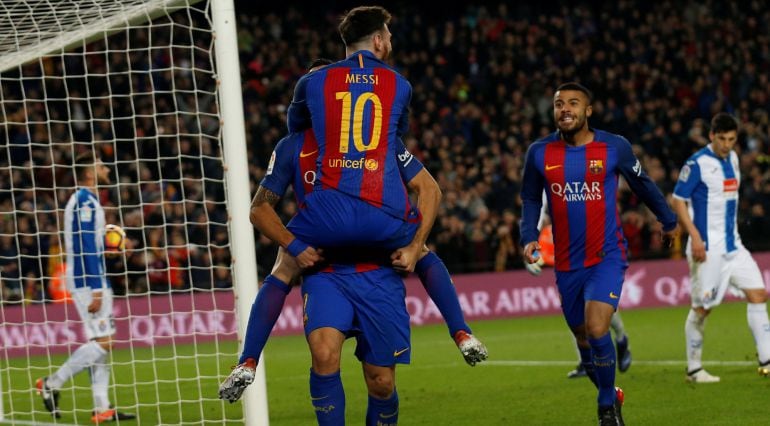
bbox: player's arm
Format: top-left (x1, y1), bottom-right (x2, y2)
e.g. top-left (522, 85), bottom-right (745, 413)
top-left (616, 138), bottom-right (679, 246)
top-left (395, 80), bottom-right (412, 137)
top-left (286, 74), bottom-right (311, 133)
top-left (671, 161), bottom-right (706, 262)
top-left (251, 138), bottom-right (322, 268)
top-left (520, 143), bottom-right (545, 264)
top-left (77, 202), bottom-right (104, 312)
top-left (392, 168), bottom-right (441, 273)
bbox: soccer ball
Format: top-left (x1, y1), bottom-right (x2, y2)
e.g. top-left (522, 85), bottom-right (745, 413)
top-left (104, 224), bottom-right (126, 254)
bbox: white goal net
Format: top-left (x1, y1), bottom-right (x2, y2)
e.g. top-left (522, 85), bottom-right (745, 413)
top-left (0, 0), bottom-right (258, 424)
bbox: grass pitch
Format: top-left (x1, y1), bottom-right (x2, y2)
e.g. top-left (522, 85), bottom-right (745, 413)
top-left (3, 302), bottom-right (769, 425)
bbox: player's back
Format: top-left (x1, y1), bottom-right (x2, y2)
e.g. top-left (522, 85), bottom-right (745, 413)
top-left (297, 50), bottom-right (412, 220)
top-left (63, 188), bottom-right (107, 290)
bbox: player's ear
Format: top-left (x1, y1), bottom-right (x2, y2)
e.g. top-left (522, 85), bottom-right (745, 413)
top-left (585, 104), bottom-right (593, 118)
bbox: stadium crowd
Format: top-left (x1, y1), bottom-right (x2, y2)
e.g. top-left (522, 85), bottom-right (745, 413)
top-left (2, 0), bottom-right (770, 302)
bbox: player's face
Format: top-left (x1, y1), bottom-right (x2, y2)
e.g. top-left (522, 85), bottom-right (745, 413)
top-left (374, 24), bottom-right (392, 60)
top-left (553, 90), bottom-right (592, 135)
top-left (95, 159), bottom-right (111, 185)
top-left (709, 130), bottom-right (737, 159)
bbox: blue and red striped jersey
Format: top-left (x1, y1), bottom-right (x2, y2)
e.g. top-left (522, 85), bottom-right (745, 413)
top-left (260, 129), bottom-right (424, 273)
top-left (287, 50), bottom-right (413, 220)
top-left (520, 130), bottom-right (677, 271)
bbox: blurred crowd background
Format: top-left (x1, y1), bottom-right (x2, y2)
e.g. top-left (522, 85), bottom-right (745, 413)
top-left (2, 0), bottom-right (770, 303)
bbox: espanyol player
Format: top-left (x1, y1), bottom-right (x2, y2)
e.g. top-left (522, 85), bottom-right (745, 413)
top-left (673, 112), bottom-right (770, 383)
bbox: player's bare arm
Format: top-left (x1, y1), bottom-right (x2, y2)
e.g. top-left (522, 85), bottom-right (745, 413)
top-left (250, 185), bottom-right (322, 268)
top-left (392, 169), bottom-right (441, 272)
top-left (671, 198), bottom-right (706, 262)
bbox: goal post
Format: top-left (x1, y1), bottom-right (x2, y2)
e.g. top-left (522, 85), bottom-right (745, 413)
top-left (0, 0), bottom-right (266, 424)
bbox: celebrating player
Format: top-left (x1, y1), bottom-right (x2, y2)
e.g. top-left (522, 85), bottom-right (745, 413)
top-left (35, 151), bottom-right (135, 423)
top-left (282, 6), bottom-right (437, 274)
top-left (520, 82), bottom-right (679, 425)
top-left (672, 112), bottom-right (770, 383)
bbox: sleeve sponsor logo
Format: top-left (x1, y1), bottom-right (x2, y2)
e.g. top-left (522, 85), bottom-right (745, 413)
top-left (632, 159), bottom-right (642, 176)
top-left (679, 165), bottom-right (691, 182)
top-left (266, 151), bottom-right (276, 175)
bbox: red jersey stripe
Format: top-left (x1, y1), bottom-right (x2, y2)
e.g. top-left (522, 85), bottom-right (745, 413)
top-left (545, 142), bottom-right (571, 271)
top-left (583, 143), bottom-right (607, 267)
top-left (360, 68), bottom-right (395, 208)
top-left (321, 67), bottom-right (351, 190)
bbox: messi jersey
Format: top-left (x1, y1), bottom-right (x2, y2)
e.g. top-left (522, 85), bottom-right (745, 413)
top-left (286, 50), bottom-right (413, 220)
top-left (520, 130), bottom-right (677, 271)
top-left (673, 146), bottom-right (742, 255)
top-left (63, 188), bottom-right (110, 290)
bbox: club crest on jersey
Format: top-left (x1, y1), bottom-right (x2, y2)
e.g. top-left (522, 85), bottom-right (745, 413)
top-left (589, 159), bottom-right (604, 174)
top-left (365, 158), bottom-right (379, 171)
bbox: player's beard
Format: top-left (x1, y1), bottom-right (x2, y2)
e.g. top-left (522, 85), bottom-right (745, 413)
top-left (557, 112), bottom-right (587, 137)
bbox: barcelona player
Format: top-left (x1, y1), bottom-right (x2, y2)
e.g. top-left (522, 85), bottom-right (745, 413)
top-left (284, 6), bottom-right (437, 274)
top-left (520, 82), bottom-right (679, 425)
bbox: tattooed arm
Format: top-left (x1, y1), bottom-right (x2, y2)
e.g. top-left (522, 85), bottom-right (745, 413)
top-left (250, 185), bottom-right (322, 268)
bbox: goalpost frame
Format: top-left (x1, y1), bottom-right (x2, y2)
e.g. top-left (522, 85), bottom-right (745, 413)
top-left (210, 1), bottom-right (269, 425)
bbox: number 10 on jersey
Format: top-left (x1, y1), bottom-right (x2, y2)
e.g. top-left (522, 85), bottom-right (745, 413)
top-left (335, 91), bottom-right (382, 154)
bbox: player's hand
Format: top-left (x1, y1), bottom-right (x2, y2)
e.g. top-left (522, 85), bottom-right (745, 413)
top-left (295, 247), bottom-right (323, 269)
top-left (522, 241), bottom-right (541, 264)
top-left (690, 234), bottom-right (706, 263)
top-left (88, 291), bottom-right (103, 313)
top-left (391, 243), bottom-right (422, 273)
top-left (661, 224), bottom-right (680, 250)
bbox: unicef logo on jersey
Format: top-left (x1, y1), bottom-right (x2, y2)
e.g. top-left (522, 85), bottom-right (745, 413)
top-left (327, 156), bottom-right (379, 171)
top-left (550, 181), bottom-right (603, 202)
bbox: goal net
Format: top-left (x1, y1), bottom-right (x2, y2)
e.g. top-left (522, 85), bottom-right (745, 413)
top-left (0, 0), bottom-right (260, 424)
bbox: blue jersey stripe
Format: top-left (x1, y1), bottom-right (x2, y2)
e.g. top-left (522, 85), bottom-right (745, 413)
top-left (565, 147), bottom-right (587, 270)
top-left (720, 156), bottom-right (737, 252)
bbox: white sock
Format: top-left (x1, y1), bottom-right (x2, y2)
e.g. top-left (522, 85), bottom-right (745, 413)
top-left (48, 341), bottom-right (107, 390)
top-left (611, 312), bottom-right (627, 342)
top-left (685, 309), bottom-right (706, 372)
top-left (90, 351), bottom-right (112, 412)
top-left (747, 303), bottom-right (770, 364)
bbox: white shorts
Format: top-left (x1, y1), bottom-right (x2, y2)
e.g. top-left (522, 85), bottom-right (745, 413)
top-left (689, 248), bottom-right (765, 309)
top-left (71, 287), bottom-right (116, 340)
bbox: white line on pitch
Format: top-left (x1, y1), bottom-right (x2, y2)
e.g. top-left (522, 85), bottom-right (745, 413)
top-left (0, 420), bottom-right (80, 426)
top-left (482, 360), bottom-right (756, 367)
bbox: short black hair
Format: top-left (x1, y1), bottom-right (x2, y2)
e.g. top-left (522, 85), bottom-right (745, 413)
top-left (710, 112), bottom-right (739, 134)
top-left (307, 58), bottom-right (333, 71)
top-left (338, 6), bottom-right (391, 47)
top-left (74, 150), bottom-right (98, 180)
top-left (555, 82), bottom-right (594, 104)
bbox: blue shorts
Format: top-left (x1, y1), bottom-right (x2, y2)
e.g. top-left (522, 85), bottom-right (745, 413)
top-left (287, 190), bottom-right (419, 250)
top-left (301, 268), bottom-right (410, 367)
top-left (555, 259), bottom-right (627, 328)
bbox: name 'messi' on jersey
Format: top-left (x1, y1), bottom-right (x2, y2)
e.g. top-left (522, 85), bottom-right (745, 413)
top-left (550, 181), bottom-right (603, 202)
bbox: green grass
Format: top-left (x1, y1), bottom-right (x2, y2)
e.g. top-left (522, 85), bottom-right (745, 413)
top-left (4, 302), bottom-right (770, 425)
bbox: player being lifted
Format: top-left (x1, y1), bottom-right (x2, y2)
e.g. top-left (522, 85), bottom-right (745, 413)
top-left (520, 82), bottom-right (679, 426)
top-left (672, 112), bottom-right (770, 383)
top-left (219, 59), bottom-right (487, 423)
top-left (35, 151), bottom-right (135, 423)
top-left (281, 6), bottom-right (434, 275)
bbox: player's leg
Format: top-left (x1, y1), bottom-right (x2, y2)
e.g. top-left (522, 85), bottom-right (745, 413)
top-left (611, 311), bottom-right (632, 372)
top-left (361, 363), bottom-right (399, 426)
top-left (219, 248), bottom-right (300, 402)
top-left (583, 260), bottom-right (626, 424)
top-left (685, 255), bottom-right (724, 383)
top-left (37, 288), bottom-right (108, 417)
top-left (566, 335), bottom-right (587, 378)
top-left (414, 247), bottom-right (487, 365)
top-left (303, 273), bottom-right (354, 425)
top-left (729, 249), bottom-right (770, 376)
top-left (557, 268), bottom-right (598, 385)
top-left (346, 268), bottom-right (410, 425)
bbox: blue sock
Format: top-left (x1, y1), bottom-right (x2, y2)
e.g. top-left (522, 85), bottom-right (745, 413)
top-left (238, 275), bottom-right (291, 364)
top-left (589, 333), bottom-right (617, 408)
top-left (415, 252), bottom-right (470, 336)
top-left (578, 345), bottom-right (599, 388)
top-left (366, 389), bottom-right (398, 426)
top-left (309, 369), bottom-right (345, 426)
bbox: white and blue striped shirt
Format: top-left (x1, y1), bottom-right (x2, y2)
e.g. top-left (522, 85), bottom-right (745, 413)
top-left (673, 145), bottom-right (742, 255)
top-left (63, 188), bottom-right (109, 291)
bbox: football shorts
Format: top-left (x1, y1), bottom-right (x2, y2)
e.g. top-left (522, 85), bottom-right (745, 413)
top-left (556, 259), bottom-right (627, 328)
top-left (689, 247), bottom-right (765, 309)
top-left (71, 287), bottom-right (116, 340)
top-left (301, 268), bottom-right (411, 366)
